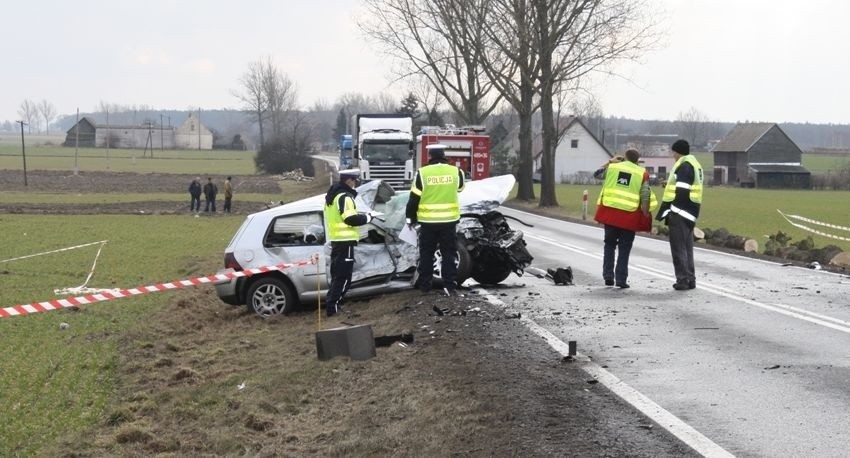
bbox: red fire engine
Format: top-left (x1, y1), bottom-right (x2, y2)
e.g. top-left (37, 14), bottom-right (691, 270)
top-left (414, 125), bottom-right (490, 181)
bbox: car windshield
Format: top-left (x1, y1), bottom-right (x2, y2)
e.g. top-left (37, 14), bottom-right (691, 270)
top-left (361, 142), bottom-right (409, 162)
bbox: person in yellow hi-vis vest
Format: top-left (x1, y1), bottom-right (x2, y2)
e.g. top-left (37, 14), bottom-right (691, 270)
top-left (593, 149), bottom-right (658, 288)
top-left (655, 139), bottom-right (703, 291)
top-left (323, 169), bottom-right (379, 317)
top-left (405, 144), bottom-right (465, 296)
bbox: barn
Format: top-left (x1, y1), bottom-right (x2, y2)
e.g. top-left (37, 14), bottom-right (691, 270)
top-left (712, 122), bottom-right (810, 189)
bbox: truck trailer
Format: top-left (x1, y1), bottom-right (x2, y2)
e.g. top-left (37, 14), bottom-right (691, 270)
top-left (350, 113), bottom-right (414, 190)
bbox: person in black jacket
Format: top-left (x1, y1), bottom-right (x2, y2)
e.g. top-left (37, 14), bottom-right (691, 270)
top-left (188, 177), bottom-right (202, 213)
top-left (203, 177), bottom-right (218, 213)
top-left (656, 140), bottom-right (704, 290)
top-left (323, 169), bottom-right (377, 317)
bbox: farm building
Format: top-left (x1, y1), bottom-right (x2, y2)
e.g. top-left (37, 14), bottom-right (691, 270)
top-left (64, 113), bottom-right (212, 150)
top-left (175, 112), bottom-right (213, 150)
top-left (533, 117), bottom-right (612, 184)
top-left (712, 123), bottom-right (810, 188)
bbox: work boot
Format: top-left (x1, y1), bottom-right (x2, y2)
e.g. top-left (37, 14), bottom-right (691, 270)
top-left (604, 278), bottom-right (615, 286)
top-left (673, 282), bottom-right (690, 291)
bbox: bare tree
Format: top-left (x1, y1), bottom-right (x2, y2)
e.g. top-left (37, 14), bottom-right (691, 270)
top-left (232, 60), bottom-right (268, 147)
top-left (17, 99), bottom-right (38, 133)
top-left (262, 60), bottom-right (298, 142)
top-left (532, 0), bottom-right (658, 207)
top-left (360, 0), bottom-right (501, 125)
top-left (475, 0), bottom-right (540, 201)
top-left (37, 100), bottom-right (57, 135)
top-left (676, 106), bottom-right (710, 148)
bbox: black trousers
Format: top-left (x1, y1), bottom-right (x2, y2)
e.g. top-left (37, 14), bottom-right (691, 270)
top-left (417, 222), bottom-right (457, 290)
top-left (667, 213), bottom-right (695, 284)
top-left (205, 197), bottom-right (216, 212)
top-left (224, 197), bottom-right (232, 213)
top-left (326, 243), bottom-right (355, 313)
top-left (190, 196), bottom-right (201, 212)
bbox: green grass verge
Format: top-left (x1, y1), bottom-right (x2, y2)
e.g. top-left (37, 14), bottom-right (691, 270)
top-left (0, 215), bottom-right (243, 456)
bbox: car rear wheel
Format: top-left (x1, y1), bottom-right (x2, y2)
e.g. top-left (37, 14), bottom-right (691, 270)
top-left (246, 277), bottom-right (296, 318)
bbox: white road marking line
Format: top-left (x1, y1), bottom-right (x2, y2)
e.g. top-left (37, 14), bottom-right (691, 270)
top-left (475, 287), bottom-right (734, 458)
top-left (524, 232), bottom-right (850, 335)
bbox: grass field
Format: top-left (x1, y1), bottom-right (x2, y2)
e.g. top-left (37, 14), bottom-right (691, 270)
top-left (0, 142), bottom-right (257, 174)
top-left (511, 183), bottom-right (850, 253)
top-left (0, 215), bottom-right (244, 456)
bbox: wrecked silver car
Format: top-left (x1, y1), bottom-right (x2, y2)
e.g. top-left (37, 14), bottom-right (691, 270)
top-left (215, 174), bottom-right (533, 317)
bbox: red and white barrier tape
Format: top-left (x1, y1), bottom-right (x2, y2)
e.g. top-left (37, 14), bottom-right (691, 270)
top-left (0, 259), bottom-right (314, 319)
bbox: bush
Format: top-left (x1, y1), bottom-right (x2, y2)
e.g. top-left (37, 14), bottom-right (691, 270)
top-left (254, 140), bottom-right (315, 176)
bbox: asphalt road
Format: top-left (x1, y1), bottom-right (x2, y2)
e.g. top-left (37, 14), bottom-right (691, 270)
top-left (500, 207), bottom-right (850, 457)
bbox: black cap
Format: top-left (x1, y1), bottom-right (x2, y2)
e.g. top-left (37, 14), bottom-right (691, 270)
top-left (671, 139), bottom-right (690, 155)
top-left (426, 143), bottom-right (447, 158)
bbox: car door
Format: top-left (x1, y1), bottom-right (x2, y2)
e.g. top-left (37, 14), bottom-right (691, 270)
top-left (263, 211), bottom-right (328, 296)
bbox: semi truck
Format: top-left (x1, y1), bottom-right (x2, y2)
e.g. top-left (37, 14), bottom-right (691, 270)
top-left (350, 113), bottom-right (414, 190)
top-left (415, 125), bottom-right (490, 181)
top-left (338, 134), bottom-right (353, 170)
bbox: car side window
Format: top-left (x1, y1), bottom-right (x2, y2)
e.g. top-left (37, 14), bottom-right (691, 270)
top-left (265, 212), bottom-right (325, 247)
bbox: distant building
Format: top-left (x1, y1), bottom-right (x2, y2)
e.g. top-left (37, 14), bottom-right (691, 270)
top-left (174, 112), bottom-right (213, 150)
top-left (533, 117), bottom-right (612, 184)
top-left (713, 123), bottom-right (810, 189)
top-left (64, 112), bottom-right (212, 150)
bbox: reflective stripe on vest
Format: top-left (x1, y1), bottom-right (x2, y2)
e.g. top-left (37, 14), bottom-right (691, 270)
top-left (598, 161), bottom-right (644, 211)
top-left (662, 155), bottom-right (703, 204)
top-left (324, 193), bottom-right (359, 241)
top-left (416, 163), bottom-right (461, 223)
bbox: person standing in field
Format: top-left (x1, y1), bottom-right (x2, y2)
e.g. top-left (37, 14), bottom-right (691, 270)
top-left (203, 177), bottom-right (218, 213)
top-left (593, 149), bottom-right (657, 289)
top-left (188, 177), bottom-right (202, 213)
top-left (656, 139), bottom-right (704, 290)
top-left (406, 144), bottom-right (465, 296)
top-left (223, 176), bottom-right (233, 213)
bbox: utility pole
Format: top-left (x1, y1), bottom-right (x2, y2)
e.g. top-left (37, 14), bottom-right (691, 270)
top-left (160, 113), bottom-right (164, 151)
top-left (74, 108), bottom-right (79, 175)
top-left (198, 108), bottom-right (202, 150)
top-left (106, 107), bottom-right (110, 169)
top-left (17, 121), bottom-right (27, 186)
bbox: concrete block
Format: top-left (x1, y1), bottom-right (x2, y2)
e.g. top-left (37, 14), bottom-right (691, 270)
top-left (316, 324), bottom-right (376, 361)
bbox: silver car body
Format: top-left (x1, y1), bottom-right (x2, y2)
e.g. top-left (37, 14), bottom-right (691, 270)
top-left (215, 174), bottom-right (522, 313)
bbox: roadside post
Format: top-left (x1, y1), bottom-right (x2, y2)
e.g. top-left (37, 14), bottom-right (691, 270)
top-left (581, 190), bottom-right (588, 220)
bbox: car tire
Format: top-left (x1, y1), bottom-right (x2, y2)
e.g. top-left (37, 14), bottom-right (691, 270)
top-left (246, 276), bottom-right (296, 318)
top-left (471, 262), bottom-right (512, 285)
top-left (434, 241), bottom-right (472, 285)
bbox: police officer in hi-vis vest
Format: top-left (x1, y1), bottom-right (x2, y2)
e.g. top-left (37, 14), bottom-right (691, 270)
top-left (323, 169), bottom-right (378, 317)
top-left (406, 144), bottom-right (465, 296)
top-left (656, 139), bottom-right (704, 290)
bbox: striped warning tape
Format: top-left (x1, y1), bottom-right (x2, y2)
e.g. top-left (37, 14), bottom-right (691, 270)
top-left (0, 240), bottom-right (109, 264)
top-left (0, 259), bottom-right (314, 319)
top-left (777, 210), bottom-right (850, 242)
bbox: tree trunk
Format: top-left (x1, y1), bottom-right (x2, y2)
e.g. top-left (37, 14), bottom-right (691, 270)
top-left (257, 110), bottom-right (265, 148)
top-left (515, 82), bottom-right (535, 201)
top-left (537, 7), bottom-right (558, 208)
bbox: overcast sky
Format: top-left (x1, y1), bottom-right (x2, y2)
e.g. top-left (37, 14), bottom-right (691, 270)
top-left (2, 0), bottom-right (848, 125)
